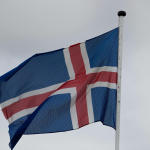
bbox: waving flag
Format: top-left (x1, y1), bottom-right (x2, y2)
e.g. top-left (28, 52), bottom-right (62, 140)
top-left (0, 28), bottom-right (118, 149)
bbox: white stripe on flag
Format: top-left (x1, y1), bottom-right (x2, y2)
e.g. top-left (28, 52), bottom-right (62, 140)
top-left (8, 107), bottom-right (38, 124)
top-left (89, 82), bottom-right (117, 89)
top-left (86, 81), bottom-right (117, 124)
top-left (70, 89), bottom-right (78, 129)
top-left (63, 48), bottom-right (75, 80)
top-left (86, 87), bottom-right (94, 124)
top-left (80, 42), bottom-right (118, 74)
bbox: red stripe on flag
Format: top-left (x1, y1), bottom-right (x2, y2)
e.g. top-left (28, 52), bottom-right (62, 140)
top-left (87, 72), bottom-right (118, 84)
top-left (2, 91), bottom-right (54, 119)
top-left (69, 44), bottom-right (89, 128)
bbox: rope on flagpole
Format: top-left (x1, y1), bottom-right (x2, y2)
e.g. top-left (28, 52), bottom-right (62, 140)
top-left (115, 10), bottom-right (126, 150)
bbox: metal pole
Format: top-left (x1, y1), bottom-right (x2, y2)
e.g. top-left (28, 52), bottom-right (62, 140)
top-left (115, 11), bottom-right (126, 150)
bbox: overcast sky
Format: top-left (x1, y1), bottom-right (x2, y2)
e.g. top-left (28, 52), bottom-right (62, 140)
top-left (0, 0), bottom-right (150, 150)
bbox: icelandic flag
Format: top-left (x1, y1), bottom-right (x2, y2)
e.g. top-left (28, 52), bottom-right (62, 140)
top-left (0, 28), bottom-right (118, 149)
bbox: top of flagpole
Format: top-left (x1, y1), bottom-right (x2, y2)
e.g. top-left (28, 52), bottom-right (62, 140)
top-left (118, 11), bottom-right (126, 17)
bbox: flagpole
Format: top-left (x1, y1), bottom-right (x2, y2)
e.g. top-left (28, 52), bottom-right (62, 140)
top-left (115, 11), bottom-right (126, 150)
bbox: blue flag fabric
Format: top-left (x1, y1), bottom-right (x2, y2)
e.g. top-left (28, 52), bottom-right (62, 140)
top-left (0, 28), bottom-right (118, 149)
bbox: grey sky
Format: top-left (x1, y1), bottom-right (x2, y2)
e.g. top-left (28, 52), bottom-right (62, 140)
top-left (0, 0), bottom-right (150, 150)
